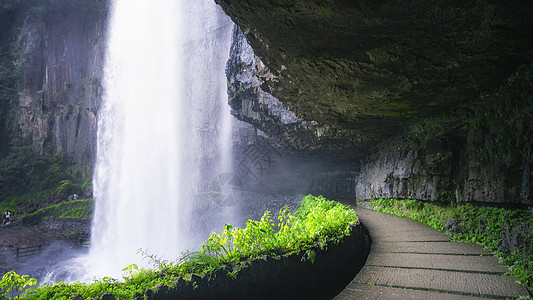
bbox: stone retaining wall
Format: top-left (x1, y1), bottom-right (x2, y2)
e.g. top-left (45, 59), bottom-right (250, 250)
top-left (144, 223), bottom-right (370, 300)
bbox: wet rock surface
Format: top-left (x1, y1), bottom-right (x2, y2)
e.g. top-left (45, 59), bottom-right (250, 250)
top-left (220, 0), bottom-right (533, 206)
top-left (1, 2), bottom-right (107, 173)
top-left (217, 0), bottom-right (533, 162)
top-left (354, 67), bottom-right (533, 206)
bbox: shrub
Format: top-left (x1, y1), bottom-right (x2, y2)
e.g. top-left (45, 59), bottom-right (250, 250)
top-left (0, 271), bottom-right (37, 299)
top-left (14, 194), bottom-right (358, 299)
top-left (23, 198), bottom-right (93, 221)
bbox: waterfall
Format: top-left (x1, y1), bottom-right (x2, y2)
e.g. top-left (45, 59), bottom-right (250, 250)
top-left (87, 0), bottom-right (235, 279)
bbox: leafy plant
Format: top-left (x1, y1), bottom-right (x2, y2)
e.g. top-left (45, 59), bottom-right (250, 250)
top-left (200, 194), bottom-right (357, 265)
top-left (0, 271), bottom-right (37, 299)
top-left (15, 194), bottom-right (358, 299)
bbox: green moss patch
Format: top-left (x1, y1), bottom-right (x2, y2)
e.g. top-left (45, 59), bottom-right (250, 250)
top-left (23, 198), bottom-right (93, 223)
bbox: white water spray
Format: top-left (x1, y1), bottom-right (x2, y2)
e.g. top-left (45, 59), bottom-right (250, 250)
top-left (88, 0), bottom-right (234, 279)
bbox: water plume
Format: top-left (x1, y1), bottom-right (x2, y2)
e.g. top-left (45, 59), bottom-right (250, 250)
top-left (88, 0), bottom-right (234, 279)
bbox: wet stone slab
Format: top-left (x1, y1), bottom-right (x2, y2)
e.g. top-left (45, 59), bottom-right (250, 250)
top-left (334, 208), bottom-right (530, 299)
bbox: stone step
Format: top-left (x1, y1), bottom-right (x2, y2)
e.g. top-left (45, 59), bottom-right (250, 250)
top-left (335, 282), bottom-right (486, 300)
top-left (372, 240), bottom-right (490, 256)
top-left (365, 252), bottom-right (508, 273)
top-left (354, 265), bottom-right (528, 299)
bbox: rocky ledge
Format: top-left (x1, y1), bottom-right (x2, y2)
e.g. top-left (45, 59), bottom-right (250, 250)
top-left (217, 0), bottom-right (533, 161)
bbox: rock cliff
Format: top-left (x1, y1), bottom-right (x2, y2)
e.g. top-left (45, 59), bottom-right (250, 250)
top-left (355, 68), bottom-right (533, 206)
top-left (1, 0), bottom-right (532, 206)
top-left (227, 26), bottom-right (358, 199)
top-left (217, 0), bottom-right (533, 206)
top-left (1, 1), bottom-right (107, 169)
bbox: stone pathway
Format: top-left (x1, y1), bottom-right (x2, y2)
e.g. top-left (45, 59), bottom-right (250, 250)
top-left (334, 208), bottom-right (531, 299)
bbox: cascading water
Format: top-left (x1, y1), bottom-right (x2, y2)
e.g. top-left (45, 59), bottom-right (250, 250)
top-left (87, 0), bottom-right (235, 279)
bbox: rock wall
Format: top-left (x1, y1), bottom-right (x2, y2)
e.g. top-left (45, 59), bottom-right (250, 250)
top-left (142, 224), bottom-right (370, 300)
top-left (227, 25), bottom-right (333, 158)
top-left (355, 64), bottom-right (533, 207)
top-left (216, 0), bottom-right (533, 162)
top-left (227, 26), bottom-right (358, 198)
top-left (218, 0), bottom-right (533, 206)
top-left (2, 1), bottom-right (532, 206)
top-left (9, 2), bottom-right (107, 167)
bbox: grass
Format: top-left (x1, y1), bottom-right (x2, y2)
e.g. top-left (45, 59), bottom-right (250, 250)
top-left (0, 177), bottom-right (93, 225)
top-left (363, 198), bottom-right (533, 294)
top-left (1, 195), bottom-right (358, 299)
top-left (22, 198), bottom-right (93, 221)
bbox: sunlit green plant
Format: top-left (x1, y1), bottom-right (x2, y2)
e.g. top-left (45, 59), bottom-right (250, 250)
top-left (14, 194), bottom-right (358, 299)
top-left (200, 195), bottom-right (357, 264)
top-left (0, 271), bottom-right (37, 299)
top-left (23, 198), bottom-right (93, 221)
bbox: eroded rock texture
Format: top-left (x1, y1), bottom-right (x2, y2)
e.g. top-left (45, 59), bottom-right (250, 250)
top-left (1, 0), bottom-right (532, 205)
top-left (10, 2), bottom-right (107, 166)
top-left (217, 0), bottom-right (533, 205)
top-left (217, 0), bottom-right (533, 158)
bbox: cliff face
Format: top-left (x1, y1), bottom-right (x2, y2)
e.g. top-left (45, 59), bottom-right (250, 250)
top-left (227, 26), bottom-right (323, 158)
top-left (4, 1), bottom-right (107, 167)
top-left (1, 1), bottom-right (532, 205)
top-left (217, 0), bottom-right (533, 206)
top-left (355, 75), bottom-right (533, 206)
top-left (216, 0), bottom-right (533, 157)
top-left (227, 26), bottom-right (358, 199)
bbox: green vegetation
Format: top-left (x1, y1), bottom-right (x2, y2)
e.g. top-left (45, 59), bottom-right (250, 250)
top-left (0, 0), bottom-right (99, 207)
top-left (364, 198), bottom-right (533, 293)
top-left (1, 0), bottom-right (104, 17)
top-left (2, 195), bottom-right (357, 299)
top-left (406, 62), bottom-right (533, 149)
top-left (0, 143), bottom-right (92, 217)
top-left (23, 198), bottom-right (93, 221)
top-left (0, 3), bottom-right (19, 157)
top-left (201, 195), bottom-right (356, 265)
top-left (0, 145), bottom-right (87, 198)
top-left (0, 0), bottom-right (100, 214)
top-left (0, 271), bottom-right (37, 299)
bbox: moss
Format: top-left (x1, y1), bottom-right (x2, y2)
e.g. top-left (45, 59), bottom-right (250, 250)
top-left (23, 198), bottom-right (93, 221)
top-left (217, 0), bottom-right (533, 163)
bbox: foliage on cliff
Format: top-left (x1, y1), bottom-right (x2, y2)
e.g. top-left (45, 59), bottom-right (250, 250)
top-left (1, 0), bottom-right (104, 14)
top-left (0, 0), bottom-right (103, 205)
top-left (0, 2), bottom-right (20, 157)
top-left (0, 145), bottom-right (89, 205)
top-left (5, 195), bottom-right (358, 299)
top-left (355, 62), bottom-right (533, 206)
top-left (364, 198), bottom-right (533, 293)
top-left (22, 198), bottom-right (93, 222)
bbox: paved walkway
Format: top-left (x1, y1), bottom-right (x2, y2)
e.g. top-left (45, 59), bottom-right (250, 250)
top-left (335, 208), bottom-right (531, 299)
